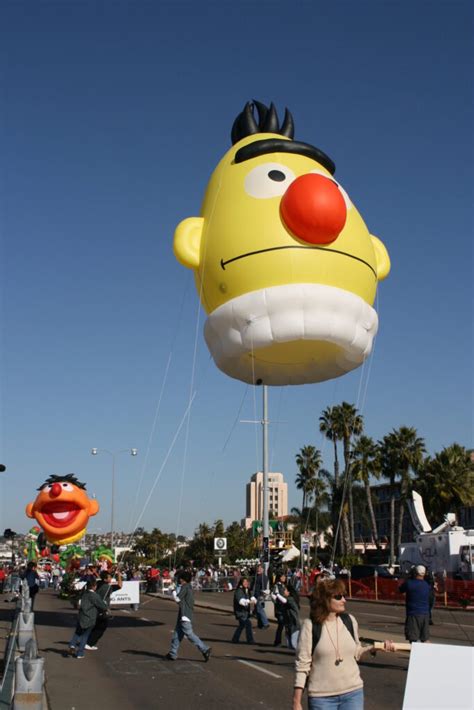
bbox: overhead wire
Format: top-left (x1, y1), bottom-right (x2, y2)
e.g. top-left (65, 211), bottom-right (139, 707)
top-left (329, 286), bottom-right (379, 568)
top-left (126, 273), bottom-right (190, 535)
top-left (173, 171), bottom-right (224, 561)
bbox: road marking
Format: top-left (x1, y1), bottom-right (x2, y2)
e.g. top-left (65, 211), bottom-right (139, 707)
top-left (236, 659), bottom-right (282, 678)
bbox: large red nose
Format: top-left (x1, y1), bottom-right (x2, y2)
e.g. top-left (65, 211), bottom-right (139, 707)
top-left (280, 173), bottom-right (347, 245)
top-left (50, 482), bottom-right (62, 498)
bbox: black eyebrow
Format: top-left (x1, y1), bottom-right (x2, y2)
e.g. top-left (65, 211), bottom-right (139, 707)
top-left (233, 138), bottom-right (335, 175)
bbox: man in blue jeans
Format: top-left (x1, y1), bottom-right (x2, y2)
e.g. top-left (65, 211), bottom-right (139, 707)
top-left (166, 571), bottom-right (211, 662)
top-left (252, 564), bottom-right (270, 629)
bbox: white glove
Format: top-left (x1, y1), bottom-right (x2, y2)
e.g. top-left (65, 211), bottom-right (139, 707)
top-left (172, 590), bottom-right (179, 601)
top-left (250, 596), bottom-right (257, 604)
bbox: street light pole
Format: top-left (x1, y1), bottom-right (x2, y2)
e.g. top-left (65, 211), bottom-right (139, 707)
top-left (91, 448), bottom-right (138, 556)
top-left (262, 385), bottom-right (269, 580)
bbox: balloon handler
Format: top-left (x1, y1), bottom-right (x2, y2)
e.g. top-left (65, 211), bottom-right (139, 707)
top-left (68, 579), bottom-right (107, 659)
top-left (166, 571), bottom-right (211, 662)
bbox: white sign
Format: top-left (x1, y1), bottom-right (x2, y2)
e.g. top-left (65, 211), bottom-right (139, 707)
top-left (214, 537), bottom-right (227, 552)
top-left (73, 579), bottom-right (140, 605)
top-left (110, 581), bottom-right (140, 606)
top-left (403, 643), bottom-right (474, 710)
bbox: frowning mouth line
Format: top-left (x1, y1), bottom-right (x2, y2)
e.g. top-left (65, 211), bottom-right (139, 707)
top-left (220, 245), bottom-right (377, 279)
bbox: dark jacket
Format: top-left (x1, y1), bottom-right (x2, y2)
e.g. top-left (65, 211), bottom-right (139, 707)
top-left (176, 583), bottom-right (194, 621)
top-left (96, 581), bottom-right (121, 609)
top-left (78, 590), bottom-right (107, 630)
top-left (233, 587), bottom-right (252, 621)
top-left (252, 573), bottom-right (268, 599)
top-left (272, 581), bottom-right (287, 616)
top-left (284, 595), bottom-right (300, 634)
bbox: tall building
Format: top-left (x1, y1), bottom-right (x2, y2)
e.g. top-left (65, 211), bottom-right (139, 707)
top-left (243, 471), bottom-right (288, 529)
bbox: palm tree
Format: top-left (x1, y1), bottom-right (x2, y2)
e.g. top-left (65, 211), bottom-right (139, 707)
top-left (319, 407), bottom-right (341, 488)
top-left (415, 444), bottom-right (474, 522)
top-left (309, 472), bottom-right (330, 545)
top-left (351, 435), bottom-right (381, 548)
top-left (379, 427), bottom-right (426, 564)
top-left (319, 407), bottom-right (345, 555)
top-left (333, 402), bottom-right (364, 551)
top-left (391, 427), bottom-right (426, 548)
top-left (295, 446), bottom-right (322, 529)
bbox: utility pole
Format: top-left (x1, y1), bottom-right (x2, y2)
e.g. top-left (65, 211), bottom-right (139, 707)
top-left (262, 385), bottom-right (269, 580)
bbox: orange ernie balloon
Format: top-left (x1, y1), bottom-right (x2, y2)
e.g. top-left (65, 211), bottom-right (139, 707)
top-left (26, 474), bottom-right (99, 546)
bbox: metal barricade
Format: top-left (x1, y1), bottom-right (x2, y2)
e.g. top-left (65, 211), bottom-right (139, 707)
top-left (0, 612), bottom-right (20, 707)
top-left (13, 638), bottom-right (44, 710)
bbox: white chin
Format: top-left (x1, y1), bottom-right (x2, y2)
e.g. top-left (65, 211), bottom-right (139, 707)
top-left (204, 283), bottom-right (378, 386)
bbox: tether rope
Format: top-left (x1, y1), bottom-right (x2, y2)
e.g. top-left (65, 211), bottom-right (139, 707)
top-left (329, 286), bottom-right (379, 568)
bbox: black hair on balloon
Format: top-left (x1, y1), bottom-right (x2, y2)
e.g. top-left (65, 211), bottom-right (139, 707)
top-left (230, 101), bottom-right (336, 174)
top-left (231, 101), bottom-right (294, 144)
top-left (38, 473), bottom-right (87, 491)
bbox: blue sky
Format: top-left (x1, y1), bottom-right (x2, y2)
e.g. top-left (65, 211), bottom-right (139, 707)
top-left (1, 1), bottom-right (472, 537)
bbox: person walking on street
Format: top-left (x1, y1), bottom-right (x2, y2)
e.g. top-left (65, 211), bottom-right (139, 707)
top-left (293, 578), bottom-right (395, 710)
top-left (283, 585), bottom-right (301, 649)
top-left (86, 567), bottom-right (122, 651)
top-left (399, 564), bottom-right (431, 643)
top-left (252, 564), bottom-right (270, 630)
top-left (23, 561), bottom-right (40, 610)
top-left (232, 577), bottom-right (256, 644)
top-left (166, 570), bottom-right (211, 661)
top-left (272, 571), bottom-right (288, 646)
top-left (68, 580), bottom-right (107, 659)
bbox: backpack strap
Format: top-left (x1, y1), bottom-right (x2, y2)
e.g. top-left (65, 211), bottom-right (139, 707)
top-left (311, 613), bottom-right (355, 654)
top-left (311, 622), bottom-right (322, 654)
top-left (340, 613), bottom-right (355, 642)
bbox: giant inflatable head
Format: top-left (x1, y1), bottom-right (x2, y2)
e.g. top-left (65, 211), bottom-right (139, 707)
top-left (174, 101), bottom-right (390, 385)
top-left (26, 474), bottom-right (99, 546)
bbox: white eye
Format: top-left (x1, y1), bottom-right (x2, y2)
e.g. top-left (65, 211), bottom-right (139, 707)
top-left (45, 485), bottom-right (53, 492)
top-left (244, 162), bottom-right (296, 199)
top-left (310, 169), bottom-right (353, 210)
top-left (61, 483), bottom-right (74, 491)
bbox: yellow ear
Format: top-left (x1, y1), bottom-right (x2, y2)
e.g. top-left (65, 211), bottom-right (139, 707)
top-left (173, 217), bottom-right (204, 270)
top-left (370, 235), bottom-right (391, 281)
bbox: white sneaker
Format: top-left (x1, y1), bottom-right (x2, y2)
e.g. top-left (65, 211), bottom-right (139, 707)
top-left (85, 645), bottom-right (98, 650)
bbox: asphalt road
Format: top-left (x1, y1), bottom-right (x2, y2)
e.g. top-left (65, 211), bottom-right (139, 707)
top-left (32, 590), bottom-right (420, 710)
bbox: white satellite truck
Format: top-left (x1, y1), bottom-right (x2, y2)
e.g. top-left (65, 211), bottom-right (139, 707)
top-left (399, 491), bottom-right (474, 580)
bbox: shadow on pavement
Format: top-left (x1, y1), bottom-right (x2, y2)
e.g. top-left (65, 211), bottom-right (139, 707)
top-left (359, 659), bottom-right (408, 671)
top-left (122, 649), bottom-right (164, 659)
top-left (33, 610), bottom-right (164, 628)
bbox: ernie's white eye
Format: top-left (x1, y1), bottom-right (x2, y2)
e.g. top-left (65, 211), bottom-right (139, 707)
top-left (244, 163), bottom-right (296, 198)
top-left (309, 169), bottom-right (353, 210)
top-left (61, 483), bottom-right (74, 491)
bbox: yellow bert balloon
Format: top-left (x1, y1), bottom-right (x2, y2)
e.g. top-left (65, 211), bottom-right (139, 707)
top-left (174, 101), bottom-right (390, 385)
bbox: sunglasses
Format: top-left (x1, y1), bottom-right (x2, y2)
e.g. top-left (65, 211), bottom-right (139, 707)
top-left (332, 594), bottom-right (345, 600)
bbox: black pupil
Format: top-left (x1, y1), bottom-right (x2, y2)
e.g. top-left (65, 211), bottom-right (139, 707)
top-left (268, 170), bottom-right (286, 182)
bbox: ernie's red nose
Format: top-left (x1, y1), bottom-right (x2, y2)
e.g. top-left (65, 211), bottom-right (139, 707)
top-left (50, 482), bottom-right (62, 498)
top-left (280, 173), bottom-right (347, 245)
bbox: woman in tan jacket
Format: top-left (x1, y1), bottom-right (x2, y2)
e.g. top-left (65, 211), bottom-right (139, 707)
top-left (293, 578), bottom-right (394, 709)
